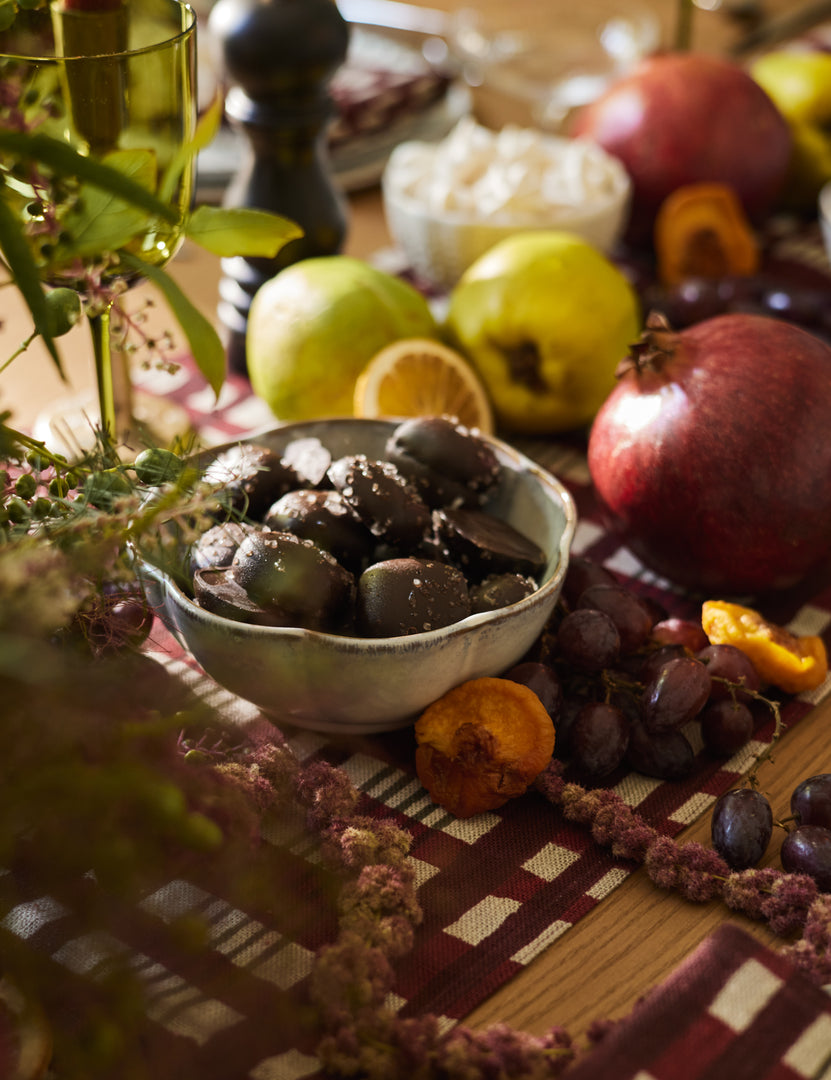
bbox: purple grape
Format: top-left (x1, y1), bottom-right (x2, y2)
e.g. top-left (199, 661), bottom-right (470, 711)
top-left (711, 788), bottom-right (773, 870)
top-left (760, 286), bottom-right (827, 328)
top-left (570, 702), bottom-right (630, 777)
top-left (557, 608), bottom-right (620, 672)
top-left (503, 661), bottom-right (562, 722)
top-left (626, 719), bottom-right (695, 780)
top-left (780, 825), bottom-right (831, 891)
top-left (554, 697), bottom-right (584, 759)
top-left (697, 644), bottom-right (760, 703)
top-left (561, 556), bottom-right (616, 608)
top-left (641, 657), bottom-right (711, 733)
top-left (638, 643), bottom-right (687, 685)
top-left (642, 277), bottom-right (727, 328)
top-left (650, 618), bottom-right (709, 652)
top-left (576, 583), bottom-right (654, 655)
top-left (791, 774), bottom-right (831, 830)
top-left (700, 699), bottom-right (754, 756)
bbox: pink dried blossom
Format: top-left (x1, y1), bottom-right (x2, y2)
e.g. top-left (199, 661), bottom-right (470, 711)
top-left (296, 759), bottom-right (360, 825)
top-left (340, 864), bottom-right (420, 924)
top-left (559, 784), bottom-right (604, 824)
top-left (611, 821), bottom-right (657, 862)
top-left (781, 895), bottom-right (831, 984)
top-left (533, 760), bottom-right (567, 803)
top-left (760, 872), bottom-right (818, 936)
top-left (331, 817), bottom-right (412, 871)
top-left (722, 868), bottom-right (783, 918)
top-left (644, 834), bottom-right (682, 890)
top-left (310, 933), bottom-right (396, 1025)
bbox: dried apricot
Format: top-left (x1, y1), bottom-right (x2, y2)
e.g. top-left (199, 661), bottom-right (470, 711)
top-left (414, 676), bottom-right (556, 818)
top-left (701, 600), bottom-right (828, 695)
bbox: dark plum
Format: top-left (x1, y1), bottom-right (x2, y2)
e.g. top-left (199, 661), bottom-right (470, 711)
top-left (557, 608), bottom-right (620, 672)
top-left (700, 699), bottom-right (755, 756)
top-left (711, 788), bottom-right (773, 870)
top-left (696, 644), bottom-right (761, 703)
top-left (570, 702), bottom-right (630, 777)
top-left (791, 774), bottom-right (831, 830)
top-left (641, 657), bottom-right (711, 733)
top-left (780, 826), bottom-right (831, 892)
top-left (503, 662), bottom-right (562, 722)
top-left (576, 583), bottom-right (654, 654)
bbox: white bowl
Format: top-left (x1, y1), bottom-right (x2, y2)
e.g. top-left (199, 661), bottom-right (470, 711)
top-left (139, 418), bottom-right (576, 735)
top-left (820, 180), bottom-right (831, 268)
top-left (382, 123), bottom-right (632, 291)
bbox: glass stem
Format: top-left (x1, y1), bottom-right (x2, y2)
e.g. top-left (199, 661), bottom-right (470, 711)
top-left (90, 303), bottom-right (133, 446)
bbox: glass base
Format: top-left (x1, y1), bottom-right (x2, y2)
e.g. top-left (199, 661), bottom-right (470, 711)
top-left (33, 389), bottom-right (193, 462)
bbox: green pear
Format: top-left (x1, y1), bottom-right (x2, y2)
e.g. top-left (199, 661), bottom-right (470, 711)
top-left (246, 256), bottom-right (438, 421)
top-left (445, 231), bottom-right (641, 435)
top-left (752, 50), bottom-right (831, 209)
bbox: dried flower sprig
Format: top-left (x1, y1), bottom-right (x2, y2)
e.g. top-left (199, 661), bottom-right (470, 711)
top-left (201, 739), bottom-right (831, 1080)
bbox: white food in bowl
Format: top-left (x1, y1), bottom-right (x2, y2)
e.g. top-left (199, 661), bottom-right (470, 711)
top-left (382, 117), bottom-right (631, 289)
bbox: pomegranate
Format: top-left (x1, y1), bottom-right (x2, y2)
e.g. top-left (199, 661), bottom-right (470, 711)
top-left (570, 52), bottom-right (792, 245)
top-left (587, 312), bottom-right (831, 595)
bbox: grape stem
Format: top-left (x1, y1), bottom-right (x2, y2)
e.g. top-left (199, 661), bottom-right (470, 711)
top-left (712, 679), bottom-right (785, 789)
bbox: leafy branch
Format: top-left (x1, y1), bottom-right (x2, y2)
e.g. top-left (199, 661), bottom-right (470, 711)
top-left (0, 96), bottom-right (302, 396)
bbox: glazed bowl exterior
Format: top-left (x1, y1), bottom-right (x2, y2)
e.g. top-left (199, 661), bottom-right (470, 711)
top-left (381, 134), bottom-right (632, 291)
top-left (139, 418), bottom-right (576, 734)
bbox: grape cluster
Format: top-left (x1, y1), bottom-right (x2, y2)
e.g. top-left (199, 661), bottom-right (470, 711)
top-left (712, 774), bottom-right (831, 892)
top-left (613, 254), bottom-right (831, 343)
top-left (506, 555), bottom-right (766, 782)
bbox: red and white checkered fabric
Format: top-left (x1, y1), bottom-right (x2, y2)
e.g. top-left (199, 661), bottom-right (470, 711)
top-left (110, 351), bottom-right (831, 1077)
top-left (8, 334), bottom-right (831, 1077)
top-left (566, 925), bottom-right (831, 1080)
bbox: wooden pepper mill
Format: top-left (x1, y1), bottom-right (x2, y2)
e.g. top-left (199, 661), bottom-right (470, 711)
top-left (208, 0), bottom-right (350, 375)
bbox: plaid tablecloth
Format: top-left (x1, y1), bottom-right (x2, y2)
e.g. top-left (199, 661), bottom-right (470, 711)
top-left (65, 351), bottom-right (829, 1078)
top-left (9, 284), bottom-right (831, 1075)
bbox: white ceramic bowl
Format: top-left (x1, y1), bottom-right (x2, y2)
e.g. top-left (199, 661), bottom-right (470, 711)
top-left (139, 418), bottom-right (576, 735)
top-left (820, 180), bottom-right (831, 268)
top-left (382, 123), bottom-right (632, 291)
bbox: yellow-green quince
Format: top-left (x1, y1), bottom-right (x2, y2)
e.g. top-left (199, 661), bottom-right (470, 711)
top-left (752, 49), bottom-right (831, 209)
top-left (246, 256), bottom-right (438, 421)
top-left (445, 231), bottom-right (641, 435)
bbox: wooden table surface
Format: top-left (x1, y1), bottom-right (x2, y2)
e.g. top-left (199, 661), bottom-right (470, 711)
top-left (2, 0), bottom-right (829, 1045)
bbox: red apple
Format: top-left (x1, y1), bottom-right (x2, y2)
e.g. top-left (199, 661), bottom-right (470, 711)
top-left (571, 52), bottom-right (792, 246)
top-left (587, 312), bottom-right (831, 595)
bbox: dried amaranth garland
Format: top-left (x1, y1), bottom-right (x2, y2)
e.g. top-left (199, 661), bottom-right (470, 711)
top-left (216, 727), bottom-right (831, 1080)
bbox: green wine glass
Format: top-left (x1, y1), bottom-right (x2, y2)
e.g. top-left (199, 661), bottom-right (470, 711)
top-left (0, 0), bottom-right (197, 456)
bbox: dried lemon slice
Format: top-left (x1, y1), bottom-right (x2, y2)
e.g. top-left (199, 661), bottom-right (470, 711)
top-left (353, 338), bottom-right (494, 434)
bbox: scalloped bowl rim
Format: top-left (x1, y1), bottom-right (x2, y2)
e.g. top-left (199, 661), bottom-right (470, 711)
top-left (139, 417), bottom-right (577, 732)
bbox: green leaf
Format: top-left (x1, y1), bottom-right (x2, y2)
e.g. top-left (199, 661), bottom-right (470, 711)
top-left (0, 130), bottom-right (179, 223)
top-left (59, 149), bottom-right (158, 258)
top-left (185, 204), bottom-right (303, 258)
top-left (159, 94), bottom-right (224, 205)
top-left (121, 252), bottom-right (225, 398)
top-left (0, 199), bottom-right (64, 378)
